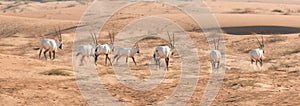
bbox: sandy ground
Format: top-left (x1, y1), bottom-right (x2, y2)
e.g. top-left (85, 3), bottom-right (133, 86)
top-left (0, 0), bottom-right (299, 106)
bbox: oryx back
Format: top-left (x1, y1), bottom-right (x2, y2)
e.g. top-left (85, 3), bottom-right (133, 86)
top-left (249, 49), bottom-right (263, 60)
top-left (41, 39), bottom-right (58, 52)
top-left (78, 45), bottom-right (95, 56)
top-left (210, 50), bottom-right (221, 61)
top-left (155, 46), bottom-right (171, 58)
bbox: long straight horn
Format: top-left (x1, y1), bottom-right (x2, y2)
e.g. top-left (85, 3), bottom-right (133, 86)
top-left (167, 32), bottom-right (172, 46)
top-left (58, 26), bottom-right (62, 41)
top-left (133, 43), bottom-right (138, 48)
top-left (217, 35), bottom-right (221, 50)
top-left (94, 32), bottom-right (98, 45)
top-left (109, 31), bottom-right (115, 44)
top-left (172, 33), bottom-right (175, 47)
top-left (91, 32), bottom-right (97, 45)
top-left (255, 36), bottom-right (262, 46)
top-left (261, 36), bottom-right (264, 45)
top-left (213, 38), bottom-right (217, 50)
top-left (112, 31), bottom-right (115, 43)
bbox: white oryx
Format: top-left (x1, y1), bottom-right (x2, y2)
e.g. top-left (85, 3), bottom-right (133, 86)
top-left (95, 31), bottom-right (115, 65)
top-left (38, 27), bottom-right (63, 60)
top-left (249, 36), bottom-right (265, 68)
top-left (210, 36), bottom-right (222, 69)
top-left (112, 43), bottom-right (140, 65)
top-left (153, 32), bottom-right (175, 70)
top-left (76, 32), bottom-right (99, 65)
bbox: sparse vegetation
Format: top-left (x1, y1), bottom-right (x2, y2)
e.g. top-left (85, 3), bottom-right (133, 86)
top-left (41, 69), bottom-right (72, 76)
top-left (268, 36), bottom-right (287, 43)
top-left (99, 69), bottom-right (115, 75)
top-left (272, 9), bottom-right (283, 13)
top-left (0, 43), bottom-right (14, 47)
top-left (66, 4), bottom-right (76, 8)
top-left (231, 80), bottom-right (258, 88)
top-left (290, 48), bottom-right (300, 54)
top-left (231, 8), bottom-right (255, 14)
top-left (5, 5), bottom-right (16, 10)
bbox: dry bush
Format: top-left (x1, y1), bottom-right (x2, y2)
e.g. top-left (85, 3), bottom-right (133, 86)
top-left (272, 9), bottom-right (284, 13)
top-left (0, 43), bottom-right (14, 47)
top-left (290, 48), bottom-right (300, 54)
top-left (268, 36), bottom-right (287, 43)
top-left (230, 80), bottom-right (258, 88)
top-left (231, 8), bottom-right (255, 14)
top-left (41, 68), bottom-right (72, 76)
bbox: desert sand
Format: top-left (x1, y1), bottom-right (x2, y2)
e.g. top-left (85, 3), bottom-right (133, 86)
top-left (0, 0), bottom-right (299, 106)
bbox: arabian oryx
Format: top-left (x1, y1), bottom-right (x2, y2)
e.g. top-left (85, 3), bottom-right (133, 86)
top-left (153, 32), bottom-right (175, 70)
top-left (112, 43), bottom-right (140, 65)
top-left (210, 36), bottom-right (222, 69)
top-left (76, 32), bottom-right (99, 65)
top-left (38, 27), bottom-right (63, 60)
top-left (94, 31), bottom-right (115, 65)
top-left (249, 36), bottom-right (265, 68)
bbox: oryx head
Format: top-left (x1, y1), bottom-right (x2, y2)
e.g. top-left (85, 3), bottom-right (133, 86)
top-left (213, 34), bottom-right (221, 50)
top-left (134, 43), bottom-right (140, 54)
top-left (108, 31), bottom-right (115, 52)
top-left (55, 27), bottom-right (63, 49)
top-left (255, 36), bottom-right (264, 53)
top-left (167, 32), bottom-right (175, 56)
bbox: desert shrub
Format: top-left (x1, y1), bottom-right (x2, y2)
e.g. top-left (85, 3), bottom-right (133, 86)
top-left (5, 5), bottom-right (16, 10)
top-left (230, 80), bottom-right (258, 88)
top-left (268, 36), bottom-right (287, 43)
top-left (272, 9), bottom-right (283, 13)
top-left (0, 43), bottom-right (14, 47)
top-left (290, 48), bottom-right (300, 54)
top-left (66, 4), bottom-right (76, 8)
top-left (41, 69), bottom-right (72, 76)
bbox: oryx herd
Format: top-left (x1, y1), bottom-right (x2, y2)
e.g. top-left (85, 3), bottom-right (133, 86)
top-left (37, 28), bottom-right (265, 70)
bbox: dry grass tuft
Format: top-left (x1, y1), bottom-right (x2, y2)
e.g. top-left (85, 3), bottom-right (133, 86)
top-left (290, 48), bottom-right (300, 54)
top-left (268, 36), bottom-right (287, 43)
top-left (0, 43), bottom-right (14, 47)
top-left (230, 80), bottom-right (258, 88)
top-left (41, 68), bottom-right (72, 76)
top-left (272, 9), bottom-right (284, 13)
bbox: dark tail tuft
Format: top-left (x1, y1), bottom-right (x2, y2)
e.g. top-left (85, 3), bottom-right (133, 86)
top-left (33, 47), bottom-right (40, 50)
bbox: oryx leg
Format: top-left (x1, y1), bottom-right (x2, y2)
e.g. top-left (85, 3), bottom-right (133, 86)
top-left (113, 55), bottom-right (118, 63)
top-left (106, 54), bottom-right (112, 65)
top-left (39, 49), bottom-right (43, 59)
top-left (255, 59), bottom-right (258, 66)
top-left (126, 57), bottom-right (128, 63)
top-left (80, 56), bottom-right (85, 65)
top-left (217, 61), bottom-right (220, 69)
top-left (259, 58), bottom-right (263, 67)
top-left (251, 58), bottom-right (255, 64)
top-left (158, 59), bottom-right (161, 68)
top-left (132, 57), bottom-right (137, 65)
top-left (43, 49), bottom-right (49, 60)
top-left (211, 61), bottom-right (215, 69)
top-left (94, 54), bottom-right (99, 65)
top-left (52, 51), bottom-right (55, 60)
top-left (165, 57), bottom-right (169, 70)
top-left (49, 51), bottom-right (52, 60)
